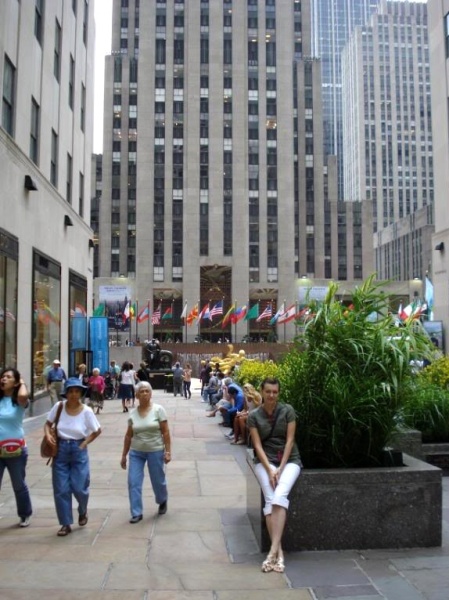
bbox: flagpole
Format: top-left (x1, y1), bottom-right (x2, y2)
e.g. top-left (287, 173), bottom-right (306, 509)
top-left (233, 299), bottom-right (237, 343)
top-left (222, 296), bottom-right (225, 343)
top-left (147, 300), bottom-right (150, 341)
top-left (171, 299), bottom-right (174, 341)
top-left (197, 298), bottom-right (201, 341)
top-left (135, 299), bottom-right (139, 344)
top-left (184, 302), bottom-right (187, 343)
top-left (283, 298), bottom-right (287, 343)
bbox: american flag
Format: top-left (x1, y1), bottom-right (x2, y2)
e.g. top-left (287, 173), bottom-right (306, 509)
top-left (151, 304), bottom-right (162, 325)
top-left (256, 304), bottom-right (272, 322)
top-left (209, 300), bottom-right (223, 319)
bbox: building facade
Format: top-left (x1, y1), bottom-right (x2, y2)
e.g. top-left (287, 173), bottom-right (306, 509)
top-left (342, 0), bottom-right (434, 282)
top-left (0, 0), bottom-right (95, 392)
top-left (428, 0), bottom-right (449, 350)
top-left (310, 0), bottom-right (380, 198)
top-left (97, 0), bottom-right (373, 342)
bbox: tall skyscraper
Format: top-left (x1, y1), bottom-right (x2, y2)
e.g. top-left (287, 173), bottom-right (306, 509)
top-left (428, 0), bottom-right (449, 350)
top-left (98, 0), bottom-right (372, 342)
top-left (0, 0), bottom-right (95, 389)
top-left (310, 0), bottom-right (380, 198)
top-left (342, 0), bottom-right (433, 281)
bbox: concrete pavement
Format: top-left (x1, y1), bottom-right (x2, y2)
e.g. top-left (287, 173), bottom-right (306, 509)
top-left (0, 379), bottom-right (448, 599)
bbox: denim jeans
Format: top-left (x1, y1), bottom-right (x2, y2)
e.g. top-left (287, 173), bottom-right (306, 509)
top-left (183, 381), bottom-right (191, 398)
top-left (128, 449), bottom-right (167, 517)
top-left (0, 448), bottom-right (32, 519)
top-left (52, 439), bottom-right (90, 526)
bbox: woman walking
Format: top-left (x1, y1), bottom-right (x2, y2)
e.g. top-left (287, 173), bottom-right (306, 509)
top-left (118, 361), bottom-right (137, 412)
top-left (247, 377), bottom-right (301, 573)
top-left (182, 363), bottom-right (192, 398)
top-left (87, 368), bottom-right (105, 414)
top-left (43, 378), bottom-right (101, 536)
top-left (0, 368), bottom-right (32, 528)
top-left (120, 381), bottom-right (171, 522)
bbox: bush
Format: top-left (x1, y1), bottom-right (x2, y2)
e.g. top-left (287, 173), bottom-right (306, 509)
top-left (278, 276), bottom-right (431, 468)
top-left (419, 356), bottom-right (449, 389)
top-left (401, 379), bottom-right (449, 443)
top-left (233, 359), bottom-right (279, 390)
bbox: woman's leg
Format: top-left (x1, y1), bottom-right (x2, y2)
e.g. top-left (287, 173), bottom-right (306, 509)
top-left (146, 450), bottom-right (167, 505)
top-left (128, 450), bottom-right (146, 517)
top-left (267, 463), bottom-right (301, 567)
top-left (232, 416), bottom-right (240, 442)
top-left (186, 381), bottom-right (191, 398)
top-left (239, 415), bottom-right (248, 443)
top-left (52, 444), bottom-right (74, 526)
top-left (70, 442), bottom-right (90, 518)
top-left (3, 451), bottom-right (32, 520)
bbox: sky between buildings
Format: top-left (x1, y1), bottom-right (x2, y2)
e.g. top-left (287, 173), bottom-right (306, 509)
top-left (94, 0), bottom-right (112, 154)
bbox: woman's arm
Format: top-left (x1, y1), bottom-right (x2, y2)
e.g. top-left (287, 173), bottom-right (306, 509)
top-left (17, 379), bottom-right (29, 408)
top-left (160, 420), bottom-right (172, 464)
top-left (80, 427), bottom-right (102, 450)
top-left (120, 424), bottom-right (134, 469)
top-left (250, 426), bottom-right (278, 489)
top-left (278, 420), bottom-right (296, 473)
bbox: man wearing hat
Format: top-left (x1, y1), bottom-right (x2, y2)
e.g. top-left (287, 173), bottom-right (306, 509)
top-left (46, 359), bottom-right (67, 406)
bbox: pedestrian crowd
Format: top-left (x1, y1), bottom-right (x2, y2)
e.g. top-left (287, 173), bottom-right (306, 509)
top-left (1, 356), bottom-right (300, 573)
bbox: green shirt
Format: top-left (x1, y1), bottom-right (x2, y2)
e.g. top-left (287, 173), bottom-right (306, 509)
top-left (128, 403), bottom-right (167, 452)
top-left (247, 402), bottom-right (301, 466)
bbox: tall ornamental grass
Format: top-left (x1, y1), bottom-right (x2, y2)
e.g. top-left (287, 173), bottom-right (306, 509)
top-left (278, 276), bottom-right (431, 468)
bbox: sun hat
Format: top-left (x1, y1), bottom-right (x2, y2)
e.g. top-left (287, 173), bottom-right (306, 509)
top-left (61, 377), bottom-right (88, 397)
top-left (53, 359), bottom-right (61, 365)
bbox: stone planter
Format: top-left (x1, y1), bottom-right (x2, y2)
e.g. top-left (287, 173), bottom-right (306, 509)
top-left (422, 443), bottom-right (449, 471)
top-left (247, 452), bottom-right (442, 551)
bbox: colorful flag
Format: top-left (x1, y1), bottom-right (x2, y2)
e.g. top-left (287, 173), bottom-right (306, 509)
top-left (162, 306), bottom-right (173, 320)
top-left (231, 305), bottom-right (247, 324)
top-left (277, 304), bottom-right (297, 324)
top-left (244, 303), bottom-right (259, 321)
top-left (269, 302), bottom-right (285, 325)
top-left (152, 304), bottom-right (162, 325)
top-left (130, 303), bottom-right (137, 318)
top-left (180, 302), bottom-right (188, 320)
top-left (186, 304), bottom-right (199, 326)
top-left (5, 308), bottom-right (16, 322)
top-left (198, 303), bottom-right (210, 321)
top-left (209, 301), bottom-right (223, 319)
top-left (123, 302), bottom-right (130, 322)
top-left (221, 303), bottom-right (236, 328)
top-left (256, 304), bottom-right (272, 322)
top-left (137, 305), bottom-right (150, 323)
top-left (93, 303), bottom-right (105, 317)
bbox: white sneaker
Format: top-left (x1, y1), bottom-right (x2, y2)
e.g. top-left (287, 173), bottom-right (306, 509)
top-left (224, 431), bottom-right (234, 439)
top-left (19, 516), bottom-right (31, 528)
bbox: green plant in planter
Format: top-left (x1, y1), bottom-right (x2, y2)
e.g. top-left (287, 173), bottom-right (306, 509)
top-left (401, 379), bottom-right (449, 443)
top-left (277, 275), bottom-right (430, 468)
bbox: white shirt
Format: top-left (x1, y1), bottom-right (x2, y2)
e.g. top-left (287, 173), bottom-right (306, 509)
top-left (47, 401), bottom-right (101, 440)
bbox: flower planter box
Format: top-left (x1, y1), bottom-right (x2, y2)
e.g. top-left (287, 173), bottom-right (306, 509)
top-left (246, 451), bottom-right (442, 551)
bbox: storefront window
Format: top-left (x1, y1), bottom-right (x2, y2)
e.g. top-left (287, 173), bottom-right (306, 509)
top-left (0, 228), bottom-right (18, 370)
top-left (69, 270), bottom-right (88, 375)
top-left (33, 252), bottom-right (61, 395)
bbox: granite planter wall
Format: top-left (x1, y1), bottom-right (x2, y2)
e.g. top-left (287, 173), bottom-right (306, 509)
top-left (247, 452), bottom-right (442, 551)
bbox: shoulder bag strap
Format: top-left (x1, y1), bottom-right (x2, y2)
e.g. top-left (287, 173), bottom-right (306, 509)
top-left (54, 401), bottom-right (64, 437)
top-left (262, 406), bottom-right (281, 442)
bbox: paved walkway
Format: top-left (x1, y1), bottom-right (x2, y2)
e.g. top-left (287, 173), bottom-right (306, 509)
top-left (0, 380), bottom-right (448, 600)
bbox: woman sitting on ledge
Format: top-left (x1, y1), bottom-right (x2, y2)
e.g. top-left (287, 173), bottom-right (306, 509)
top-left (247, 377), bottom-right (301, 574)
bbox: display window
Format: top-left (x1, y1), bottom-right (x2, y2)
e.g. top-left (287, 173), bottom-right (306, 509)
top-left (0, 228), bottom-right (18, 370)
top-left (32, 252), bottom-right (61, 394)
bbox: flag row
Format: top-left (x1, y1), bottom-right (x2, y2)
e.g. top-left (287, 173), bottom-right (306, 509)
top-left (92, 300), bottom-right (304, 327)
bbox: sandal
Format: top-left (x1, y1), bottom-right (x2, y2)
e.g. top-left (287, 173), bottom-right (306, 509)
top-left (272, 556), bottom-right (285, 573)
top-left (57, 525), bottom-right (72, 537)
top-left (78, 513), bottom-right (88, 527)
top-left (261, 553), bottom-right (276, 573)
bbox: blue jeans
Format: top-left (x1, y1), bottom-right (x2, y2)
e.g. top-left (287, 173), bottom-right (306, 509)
top-left (52, 439), bottom-right (90, 526)
top-left (0, 448), bottom-right (32, 519)
top-left (128, 449), bottom-right (167, 517)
